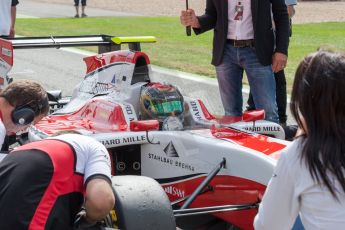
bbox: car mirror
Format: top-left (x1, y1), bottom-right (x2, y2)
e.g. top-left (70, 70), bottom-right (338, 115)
top-left (242, 109), bottom-right (265, 122)
top-left (130, 120), bottom-right (159, 131)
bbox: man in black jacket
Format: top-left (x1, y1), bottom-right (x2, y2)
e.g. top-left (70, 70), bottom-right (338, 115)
top-left (180, 0), bottom-right (290, 123)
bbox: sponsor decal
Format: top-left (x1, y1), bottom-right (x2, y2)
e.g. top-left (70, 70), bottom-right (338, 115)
top-left (244, 126), bottom-right (280, 132)
top-left (244, 126), bottom-right (261, 132)
top-left (122, 135), bottom-right (145, 143)
top-left (124, 104), bottom-right (134, 116)
top-left (121, 103), bottom-right (136, 122)
top-left (164, 141), bottom-right (179, 157)
top-left (164, 186), bottom-right (185, 198)
top-left (262, 126), bottom-right (280, 132)
top-left (133, 162), bottom-right (141, 170)
top-left (1, 48), bottom-right (12, 57)
top-left (174, 160), bottom-right (195, 171)
top-left (148, 153), bottom-right (195, 172)
top-left (101, 138), bottom-right (121, 146)
top-left (101, 134), bottom-right (146, 146)
top-left (0, 59), bottom-right (7, 72)
top-left (117, 161), bottom-right (126, 171)
top-left (111, 75), bottom-right (116, 84)
top-left (190, 101), bottom-right (203, 120)
top-left (115, 161), bottom-right (141, 171)
top-left (148, 153), bottom-right (174, 165)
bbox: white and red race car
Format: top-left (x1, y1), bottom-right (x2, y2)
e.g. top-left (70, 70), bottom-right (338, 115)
top-left (0, 36), bottom-right (290, 230)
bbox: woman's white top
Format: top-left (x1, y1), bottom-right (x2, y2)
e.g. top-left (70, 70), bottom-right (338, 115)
top-left (254, 138), bottom-right (345, 230)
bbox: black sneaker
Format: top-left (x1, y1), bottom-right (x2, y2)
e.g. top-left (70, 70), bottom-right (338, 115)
top-left (74, 14), bottom-right (79, 18)
top-left (81, 13), bottom-right (87, 18)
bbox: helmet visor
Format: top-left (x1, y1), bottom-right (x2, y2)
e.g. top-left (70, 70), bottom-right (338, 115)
top-left (152, 100), bottom-right (183, 116)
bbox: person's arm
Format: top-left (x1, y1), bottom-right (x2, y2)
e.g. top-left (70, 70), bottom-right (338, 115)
top-left (271, 0), bottom-right (290, 73)
top-left (254, 151), bottom-right (300, 230)
top-left (180, 9), bottom-right (200, 29)
top-left (84, 177), bottom-right (115, 223)
top-left (9, 6), bottom-right (16, 38)
top-left (285, 0), bottom-right (297, 18)
top-left (287, 5), bottom-right (295, 18)
top-left (194, 0), bottom-right (217, 34)
top-left (180, 0), bottom-right (217, 35)
top-left (82, 141), bottom-right (115, 223)
top-left (10, 0), bottom-right (19, 38)
top-left (272, 0), bottom-right (290, 54)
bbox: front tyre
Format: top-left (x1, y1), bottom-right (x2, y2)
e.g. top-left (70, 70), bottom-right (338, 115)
top-left (112, 175), bottom-right (176, 230)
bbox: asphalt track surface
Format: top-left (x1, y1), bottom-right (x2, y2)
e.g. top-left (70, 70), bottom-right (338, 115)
top-left (13, 0), bottom-right (295, 124)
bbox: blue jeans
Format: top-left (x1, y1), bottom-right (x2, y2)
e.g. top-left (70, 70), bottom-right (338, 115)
top-left (292, 216), bottom-right (304, 230)
top-left (215, 43), bottom-right (278, 123)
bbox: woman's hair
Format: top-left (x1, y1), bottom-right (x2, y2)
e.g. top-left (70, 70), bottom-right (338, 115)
top-left (290, 50), bottom-right (345, 198)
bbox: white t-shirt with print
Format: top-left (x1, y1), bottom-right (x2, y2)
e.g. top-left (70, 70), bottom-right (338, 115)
top-left (51, 134), bottom-right (112, 183)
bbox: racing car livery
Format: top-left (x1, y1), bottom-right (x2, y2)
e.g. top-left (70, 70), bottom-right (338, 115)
top-left (0, 35), bottom-right (289, 230)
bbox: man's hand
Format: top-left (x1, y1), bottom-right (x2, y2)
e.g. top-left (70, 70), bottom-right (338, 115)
top-left (272, 52), bottom-right (288, 73)
top-left (9, 28), bottom-right (15, 38)
top-left (74, 209), bottom-right (98, 229)
top-left (287, 5), bottom-right (296, 18)
top-left (180, 9), bottom-right (200, 28)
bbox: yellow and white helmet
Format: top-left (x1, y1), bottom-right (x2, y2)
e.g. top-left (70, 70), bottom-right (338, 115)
top-left (140, 82), bottom-right (184, 126)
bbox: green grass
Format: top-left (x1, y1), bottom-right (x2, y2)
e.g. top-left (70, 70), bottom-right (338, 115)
top-left (15, 17), bottom-right (345, 92)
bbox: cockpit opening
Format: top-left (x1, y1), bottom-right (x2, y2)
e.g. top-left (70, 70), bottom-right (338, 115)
top-left (131, 56), bottom-right (150, 85)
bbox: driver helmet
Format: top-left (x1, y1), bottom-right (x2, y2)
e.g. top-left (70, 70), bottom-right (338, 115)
top-left (140, 82), bottom-right (184, 128)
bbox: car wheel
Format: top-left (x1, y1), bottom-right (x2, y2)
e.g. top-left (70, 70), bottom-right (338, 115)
top-left (112, 175), bottom-right (176, 230)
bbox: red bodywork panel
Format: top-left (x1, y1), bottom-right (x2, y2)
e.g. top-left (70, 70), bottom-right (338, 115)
top-left (0, 38), bottom-right (14, 85)
top-left (84, 50), bottom-right (150, 74)
top-left (198, 99), bottom-right (216, 120)
top-left (130, 120), bottom-right (159, 131)
top-left (163, 175), bottom-right (265, 230)
top-left (211, 126), bottom-right (286, 155)
top-left (0, 38), bottom-right (13, 67)
top-left (198, 101), bottom-right (285, 155)
top-left (36, 98), bottom-right (129, 135)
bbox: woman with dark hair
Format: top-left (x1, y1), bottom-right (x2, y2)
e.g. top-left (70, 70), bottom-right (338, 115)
top-left (254, 51), bottom-right (345, 229)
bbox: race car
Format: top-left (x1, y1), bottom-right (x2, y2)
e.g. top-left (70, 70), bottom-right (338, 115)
top-left (0, 35), bottom-right (290, 230)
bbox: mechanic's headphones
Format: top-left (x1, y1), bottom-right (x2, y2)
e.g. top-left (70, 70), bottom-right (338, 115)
top-left (11, 105), bottom-right (36, 126)
top-left (11, 96), bottom-right (48, 126)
